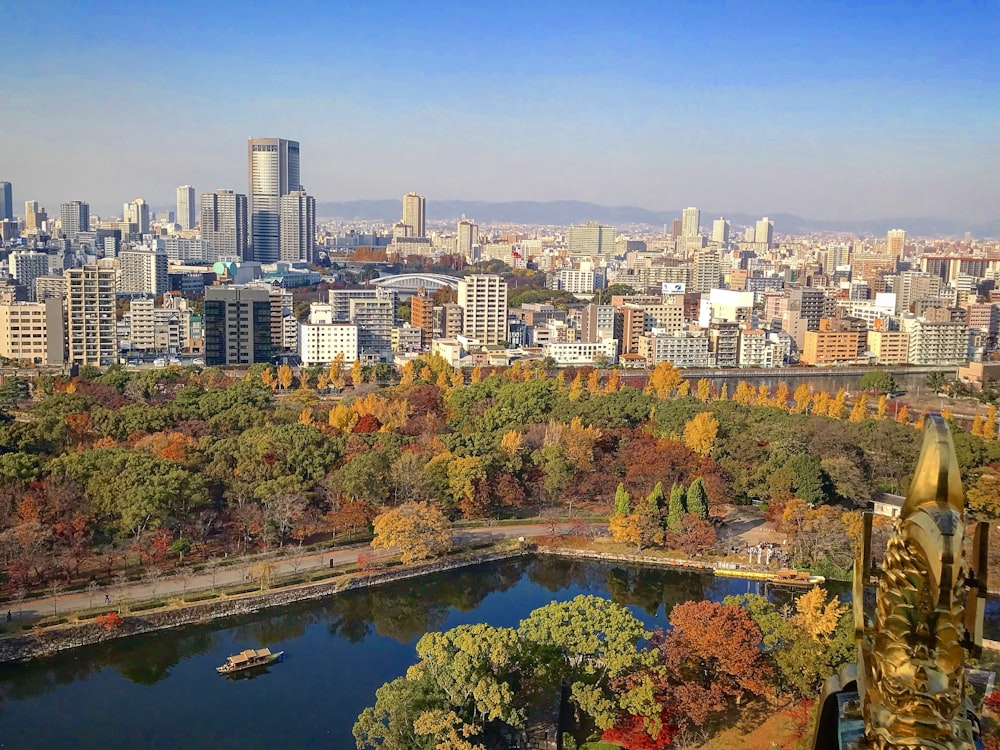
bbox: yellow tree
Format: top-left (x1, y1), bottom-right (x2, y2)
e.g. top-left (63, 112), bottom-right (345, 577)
top-left (604, 370), bottom-right (622, 394)
top-left (792, 587), bottom-right (848, 642)
top-left (565, 417), bottom-right (602, 471)
top-left (351, 359), bottom-right (364, 388)
top-left (695, 378), bottom-right (712, 401)
top-left (677, 380), bottom-right (691, 397)
top-left (792, 383), bottom-right (812, 413)
top-left (506, 360), bottom-right (523, 381)
top-left (316, 373), bottom-right (329, 391)
top-left (848, 394), bottom-right (868, 422)
top-left (811, 390), bottom-right (831, 416)
top-left (941, 407), bottom-right (953, 422)
top-left (645, 362), bottom-right (682, 399)
top-left (733, 381), bottom-right (755, 406)
top-left (298, 408), bottom-right (313, 426)
top-left (569, 373), bottom-right (584, 401)
top-left (587, 369), bottom-right (601, 395)
top-left (718, 383), bottom-right (728, 401)
top-left (896, 404), bottom-right (909, 423)
top-left (277, 364), bottom-right (293, 390)
top-left (499, 430), bottom-right (525, 472)
top-left (913, 411), bottom-right (926, 431)
top-left (399, 361), bottom-right (415, 387)
top-left (683, 412), bottom-right (719, 456)
top-left (876, 395), bottom-right (888, 419)
top-left (608, 512), bottom-right (662, 553)
top-left (371, 501), bottom-right (452, 564)
top-left (971, 414), bottom-right (984, 437)
top-left (756, 384), bottom-right (771, 406)
top-left (470, 366), bottom-right (483, 384)
top-left (984, 405), bottom-right (997, 440)
top-left (328, 402), bottom-right (358, 433)
top-left (419, 365), bottom-right (433, 381)
top-left (329, 353), bottom-right (346, 390)
top-left (436, 369), bottom-right (450, 389)
top-left (260, 367), bottom-right (277, 390)
top-left (450, 369), bottom-right (464, 388)
top-left (773, 382), bottom-right (790, 410)
top-left (827, 388), bottom-right (846, 419)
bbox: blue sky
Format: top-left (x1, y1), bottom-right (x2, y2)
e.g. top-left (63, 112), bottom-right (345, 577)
top-left (2, 0), bottom-right (998, 222)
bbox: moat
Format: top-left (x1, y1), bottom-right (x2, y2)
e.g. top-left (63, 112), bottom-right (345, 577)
top-left (0, 555), bottom-right (990, 750)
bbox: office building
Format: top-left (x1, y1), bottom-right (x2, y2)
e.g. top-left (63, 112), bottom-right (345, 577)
top-left (711, 218), bottom-right (730, 245)
top-left (66, 263), bottom-right (117, 366)
top-left (456, 219), bottom-right (478, 259)
top-left (0, 299), bottom-right (65, 365)
top-left (580, 304), bottom-right (620, 344)
top-left (887, 229), bottom-right (906, 260)
top-left (682, 207), bottom-right (700, 238)
top-left (59, 201), bottom-right (90, 240)
top-left (566, 222), bottom-right (615, 255)
top-left (123, 199), bottom-right (150, 235)
top-left (279, 190), bottom-right (316, 262)
top-left (0, 182), bottom-right (11, 222)
top-left (203, 285), bottom-right (274, 365)
top-left (637, 329), bottom-right (711, 368)
top-left (200, 189), bottom-right (248, 260)
top-left (119, 248), bottom-right (169, 295)
top-left (350, 288), bottom-right (397, 359)
top-left (401, 192), bottom-right (426, 238)
top-left (670, 219), bottom-right (683, 239)
top-left (176, 185), bottom-right (196, 230)
top-left (248, 137), bottom-right (301, 262)
top-left (458, 274), bottom-right (508, 345)
top-left (692, 249), bottom-right (721, 293)
top-left (755, 217), bottom-right (774, 248)
top-left (9, 250), bottom-right (50, 302)
top-left (24, 201), bottom-right (47, 233)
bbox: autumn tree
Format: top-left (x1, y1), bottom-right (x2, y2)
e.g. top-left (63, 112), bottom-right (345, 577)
top-left (351, 359), bottom-right (364, 388)
top-left (792, 586), bottom-right (848, 642)
top-left (985, 404), bottom-right (997, 440)
top-left (276, 363), bottom-right (294, 390)
top-left (609, 511), bottom-right (663, 553)
top-left (792, 384), bottom-right (812, 413)
top-left (371, 501), bottom-right (451, 564)
top-left (827, 388), bottom-right (846, 419)
top-left (849, 394), bottom-right (868, 422)
top-left (733, 381), bottom-right (755, 406)
top-left (682, 412), bottom-right (718, 456)
top-left (645, 362), bottom-right (682, 399)
top-left (876, 394), bottom-right (887, 419)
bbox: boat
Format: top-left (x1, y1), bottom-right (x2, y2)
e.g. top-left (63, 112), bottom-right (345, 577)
top-left (216, 648), bottom-right (284, 675)
top-left (768, 569), bottom-right (825, 586)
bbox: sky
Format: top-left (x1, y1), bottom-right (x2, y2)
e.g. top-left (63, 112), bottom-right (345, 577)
top-left (2, 0), bottom-right (998, 222)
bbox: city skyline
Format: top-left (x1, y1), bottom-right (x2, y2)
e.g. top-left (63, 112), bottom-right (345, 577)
top-left (2, 1), bottom-right (997, 222)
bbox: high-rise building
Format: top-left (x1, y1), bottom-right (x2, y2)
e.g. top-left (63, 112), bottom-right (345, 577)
top-left (887, 229), bottom-right (906, 260)
top-left (279, 190), bottom-right (316, 262)
top-left (0, 182), bottom-right (12, 222)
top-left (682, 207), bottom-right (701, 238)
top-left (755, 217), bottom-right (774, 248)
top-left (670, 219), bottom-right (683, 239)
top-left (176, 186), bottom-right (196, 230)
top-left (0, 298), bottom-right (65, 365)
top-left (204, 285), bottom-right (274, 365)
top-left (119, 248), bottom-right (169, 295)
top-left (456, 219), bottom-right (478, 259)
top-left (60, 201), bottom-right (90, 240)
top-left (410, 287), bottom-right (435, 346)
top-left (580, 304), bottom-right (621, 344)
top-left (248, 137), bottom-right (301, 262)
top-left (566, 222), bottom-right (615, 255)
top-left (401, 192), bottom-right (426, 238)
top-left (24, 201), bottom-right (47, 233)
top-left (350, 288), bottom-right (397, 359)
top-left (123, 198), bottom-right (150, 234)
top-left (692, 249), bottom-right (721, 293)
top-left (66, 263), bottom-right (117, 366)
top-left (9, 250), bottom-right (50, 302)
top-left (711, 218), bottom-right (730, 245)
top-left (458, 274), bottom-right (507, 345)
top-left (200, 189), bottom-right (248, 260)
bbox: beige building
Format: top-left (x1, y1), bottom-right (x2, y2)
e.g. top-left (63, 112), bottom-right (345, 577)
top-left (457, 274), bottom-right (507, 345)
top-left (800, 330), bottom-right (862, 366)
top-left (866, 330), bottom-right (910, 366)
top-left (402, 192), bottom-right (426, 238)
top-left (66, 263), bottom-right (117, 366)
top-left (0, 299), bottom-right (65, 365)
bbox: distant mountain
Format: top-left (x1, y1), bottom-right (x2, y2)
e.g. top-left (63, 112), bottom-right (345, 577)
top-left (314, 199), bottom-right (999, 239)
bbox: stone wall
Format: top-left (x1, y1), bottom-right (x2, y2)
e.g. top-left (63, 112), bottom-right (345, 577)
top-left (0, 548), bottom-right (523, 663)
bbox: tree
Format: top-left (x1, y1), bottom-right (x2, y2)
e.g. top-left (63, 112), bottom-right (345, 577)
top-left (984, 404), bottom-right (997, 440)
top-left (682, 412), bottom-right (718, 456)
top-left (792, 586), bottom-right (848, 642)
top-left (792, 384), bottom-right (812, 413)
top-left (827, 388), bottom-right (846, 419)
top-left (667, 514), bottom-right (716, 556)
top-left (685, 478), bottom-right (708, 519)
top-left (876, 394), bottom-right (887, 419)
top-left (733, 381), bottom-right (755, 406)
top-left (967, 468), bottom-right (1000, 517)
top-left (859, 370), bottom-right (897, 394)
top-left (351, 359), bottom-right (364, 388)
top-left (371, 501), bottom-right (451, 564)
top-left (848, 394), bottom-right (868, 422)
top-left (666, 484), bottom-right (685, 533)
top-left (276, 363), bottom-right (294, 390)
top-left (613, 483), bottom-right (631, 514)
top-left (645, 362), bottom-right (682, 399)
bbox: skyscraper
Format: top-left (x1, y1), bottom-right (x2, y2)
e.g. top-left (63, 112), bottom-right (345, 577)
top-left (118, 248), bottom-right (169, 295)
top-left (711, 217), bottom-right (730, 245)
top-left (755, 217), bottom-right (774, 248)
top-left (566, 221), bottom-right (615, 255)
top-left (124, 198), bottom-right (150, 234)
top-left (456, 219), bottom-right (478, 259)
top-left (9, 250), bottom-right (50, 302)
top-left (200, 189), bottom-right (248, 260)
top-left (279, 190), bottom-right (316, 262)
top-left (248, 137), bottom-right (301, 262)
top-left (0, 182), bottom-right (12, 222)
top-left (60, 201), bottom-right (90, 240)
top-left (887, 229), bottom-right (906, 260)
top-left (458, 274), bottom-right (507, 345)
top-left (402, 192), bottom-right (426, 238)
top-left (176, 185), bottom-right (196, 230)
top-left (682, 207), bottom-right (701, 237)
top-left (24, 201), bottom-right (47, 233)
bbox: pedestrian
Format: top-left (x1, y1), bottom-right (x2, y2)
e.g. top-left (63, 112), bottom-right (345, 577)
top-left (5, 610), bottom-right (10, 622)
top-left (105, 593), bottom-right (111, 604)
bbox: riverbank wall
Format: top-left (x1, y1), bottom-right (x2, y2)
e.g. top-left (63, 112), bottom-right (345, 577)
top-left (0, 548), bottom-right (524, 663)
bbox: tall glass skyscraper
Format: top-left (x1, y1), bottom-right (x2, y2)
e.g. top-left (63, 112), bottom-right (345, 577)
top-left (0, 182), bottom-right (12, 222)
top-left (247, 138), bottom-right (300, 263)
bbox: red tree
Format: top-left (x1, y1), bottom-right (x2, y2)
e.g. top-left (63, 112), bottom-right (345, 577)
top-left (601, 711), bottom-right (674, 750)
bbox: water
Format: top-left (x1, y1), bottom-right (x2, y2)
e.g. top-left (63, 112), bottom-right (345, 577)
top-left (0, 555), bottom-right (982, 750)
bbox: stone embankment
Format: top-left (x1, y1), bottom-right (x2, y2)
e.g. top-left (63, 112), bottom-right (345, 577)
top-left (0, 548), bottom-right (523, 663)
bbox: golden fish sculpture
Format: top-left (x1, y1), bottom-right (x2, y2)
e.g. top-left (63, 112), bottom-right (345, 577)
top-left (855, 415), bottom-right (988, 750)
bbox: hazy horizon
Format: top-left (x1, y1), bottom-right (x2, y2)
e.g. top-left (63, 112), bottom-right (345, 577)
top-left (4, 0), bottom-right (998, 223)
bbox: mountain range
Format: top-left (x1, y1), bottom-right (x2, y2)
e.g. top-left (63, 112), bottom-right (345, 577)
top-left (315, 199), bottom-right (999, 239)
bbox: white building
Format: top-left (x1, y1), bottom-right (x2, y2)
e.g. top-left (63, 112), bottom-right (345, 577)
top-left (279, 190), bottom-right (315, 262)
top-left (66, 262), bottom-right (117, 366)
top-left (698, 288), bottom-right (755, 328)
top-left (123, 198), bottom-right (150, 235)
top-left (558, 267), bottom-right (597, 294)
top-left (119, 248), bottom-right (169, 296)
top-left (737, 328), bottom-right (776, 368)
top-left (637, 329), bottom-right (711, 368)
top-left (9, 250), bottom-right (49, 302)
top-left (201, 190), bottom-right (247, 260)
top-left (458, 274), bottom-right (507, 345)
top-left (566, 222), bottom-right (615, 255)
top-left (248, 137), bottom-right (300, 263)
top-left (543, 339), bottom-right (618, 366)
top-left (298, 303), bottom-right (358, 365)
top-left (899, 313), bottom-right (968, 366)
top-left (176, 186), bottom-right (196, 230)
top-left (682, 207), bottom-right (700, 238)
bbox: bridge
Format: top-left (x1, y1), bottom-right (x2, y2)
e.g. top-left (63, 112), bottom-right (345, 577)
top-left (372, 273), bottom-right (462, 295)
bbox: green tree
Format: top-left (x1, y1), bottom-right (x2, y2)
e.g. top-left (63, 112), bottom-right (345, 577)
top-left (613, 482), bottom-right (631, 515)
top-left (666, 483), bottom-right (685, 533)
top-left (645, 481), bottom-right (665, 514)
top-left (859, 370), bottom-right (897, 394)
top-left (685, 477), bottom-right (709, 520)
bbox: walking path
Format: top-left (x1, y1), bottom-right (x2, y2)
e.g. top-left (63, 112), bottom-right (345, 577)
top-left (11, 523), bottom-right (571, 621)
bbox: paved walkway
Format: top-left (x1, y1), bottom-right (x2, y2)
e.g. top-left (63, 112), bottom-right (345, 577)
top-left (11, 523), bottom-right (573, 621)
